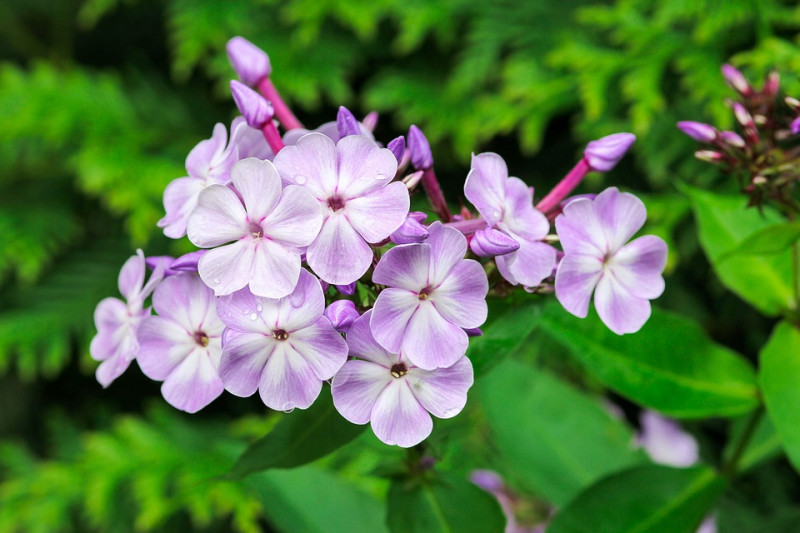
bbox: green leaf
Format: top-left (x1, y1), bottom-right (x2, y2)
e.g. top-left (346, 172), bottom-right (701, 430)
top-left (477, 358), bottom-right (644, 506)
top-left (228, 387), bottom-right (365, 478)
top-left (538, 302), bottom-right (759, 418)
top-left (719, 221), bottom-right (800, 260)
top-left (386, 473), bottom-right (505, 533)
top-left (683, 185), bottom-right (794, 316)
top-left (248, 465), bottom-right (388, 533)
top-left (723, 414), bottom-right (782, 473)
top-left (547, 465), bottom-right (726, 533)
top-left (466, 298), bottom-right (542, 375)
top-left (759, 321), bottom-right (800, 472)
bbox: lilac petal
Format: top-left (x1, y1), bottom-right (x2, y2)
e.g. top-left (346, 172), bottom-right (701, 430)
top-left (92, 297), bottom-right (128, 335)
top-left (262, 185), bottom-right (322, 247)
top-left (118, 251), bottom-right (145, 302)
top-left (403, 303), bottom-right (468, 370)
top-left (426, 222), bottom-right (468, 285)
top-left (170, 250), bottom-right (207, 272)
top-left (638, 411), bottom-right (699, 467)
top-left (197, 240), bottom-right (255, 296)
top-left (272, 133), bottom-right (338, 198)
top-left (583, 133), bottom-right (635, 172)
top-left (390, 212), bottom-right (429, 245)
top-left (249, 239), bottom-right (301, 298)
top-left (151, 273), bottom-right (215, 332)
top-left (186, 123), bottom-right (227, 178)
top-left (219, 332), bottom-right (277, 397)
top-left (373, 243), bottom-right (431, 291)
top-left (230, 116), bottom-right (273, 160)
top-left (609, 235), bottom-right (667, 300)
top-left (345, 181), bottom-right (410, 243)
top-left (187, 185), bottom-right (247, 248)
top-left (387, 136), bottom-right (405, 163)
top-left (337, 106), bottom-right (361, 137)
top-left (161, 349), bottom-right (224, 413)
top-left (555, 253), bottom-right (603, 318)
top-left (594, 187), bottom-right (647, 252)
top-left (407, 356), bottom-right (473, 419)
top-left (346, 310), bottom-right (396, 366)
top-left (500, 177), bottom-right (549, 241)
top-left (324, 300), bottom-right (360, 333)
top-left (273, 268), bottom-right (326, 332)
top-left (370, 289), bottom-right (420, 354)
top-left (495, 239), bottom-right (558, 287)
top-left (464, 152), bottom-right (508, 225)
top-left (792, 116), bottom-right (800, 135)
top-left (137, 316), bottom-right (194, 380)
top-left (306, 214), bottom-right (372, 285)
top-left (226, 36), bottom-right (271, 86)
top-left (332, 360), bottom-right (393, 424)
top-left (96, 354), bottom-right (134, 388)
top-left (259, 343), bottom-right (323, 410)
top-left (431, 260), bottom-right (488, 328)
top-left (407, 125), bottom-right (434, 171)
top-left (287, 318), bottom-right (348, 380)
top-left (336, 135), bottom-right (398, 199)
top-left (594, 273), bottom-right (651, 335)
top-left (470, 228), bottom-right (519, 257)
top-left (158, 177), bottom-right (206, 239)
top-left (371, 381), bottom-right (433, 447)
top-left (555, 198), bottom-right (607, 257)
top-left (216, 288), bottom-right (269, 333)
top-left (677, 121), bottom-right (717, 143)
top-left (230, 158), bottom-right (282, 221)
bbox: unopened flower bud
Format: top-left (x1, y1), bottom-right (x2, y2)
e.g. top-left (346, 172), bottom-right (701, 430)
top-left (470, 228), bottom-right (520, 257)
top-left (226, 37), bottom-right (271, 86)
top-left (720, 131), bottom-right (745, 148)
top-left (677, 121), bottom-right (717, 143)
top-left (336, 106), bottom-right (361, 138)
top-left (583, 132), bottom-right (636, 172)
top-left (336, 283), bottom-right (357, 296)
top-left (324, 300), bottom-right (360, 333)
top-left (786, 97), bottom-right (800, 111)
top-left (408, 125), bottom-right (434, 170)
top-left (464, 327), bottom-right (483, 337)
top-left (791, 116), bottom-right (800, 135)
top-left (390, 212), bottom-right (429, 244)
top-left (402, 170), bottom-right (424, 189)
top-left (752, 176), bottom-right (768, 186)
top-left (722, 64), bottom-right (751, 95)
top-left (230, 80), bottom-right (274, 129)
top-left (764, 71), bottom-right (780, 97)
top-left (387, 136), bottom-right (406, 163)
top-left (732, 102), bottom-right (755, 129)
top-left (362, 111), bottom-right (379, 132)
top-left (695, 150), bottom-right (724, 162)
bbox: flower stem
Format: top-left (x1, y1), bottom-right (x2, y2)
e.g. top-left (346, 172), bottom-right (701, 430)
top-left (421, 168), bottom-right (452, 222)
top-left (536, 158), bottom-right (591, 215)
top-left (722, 406), bottom-right (764, 478)
top-left (257, 77), bottom-right (303, 130)
top-left (260, 121), bottom-right (285, 153)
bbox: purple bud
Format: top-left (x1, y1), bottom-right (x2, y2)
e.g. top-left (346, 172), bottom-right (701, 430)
top-left (722, 64), bottom-right (751, 95)
top-left (470, 228), bottom-right (520, 257)
top-left (387, 136), bottom-right (406, 163)
top-left (464, 327), bottom-right (483, 337)
top-left (407, 125), bottom-right (434, 170)
top-left (226, 37), bottom-right (271, 86)
top-left (720, 130), bottom-right (745, 147)
top-left (336, 283), bottom-right (357, 296)
top-left (362, 111), bottom-right (379, 132)
top-left (336, 106), bottom-right (361, 138)
top-left (732, 102), bottom-right (754, 129)
top-left (230, 80), bottom-right (274, 129)
top-left (170, 250), bottom-right (207, 272)
top-left (695, 150), bottom-right (724, 162)
top-left (764, 71), bottom-right (780, 97)
top-left (470, 470), bottom-right (505, 493)
top-left (792, 117), bottom-right (800, 135)
top-left (324, 300), bottom-right (360, 333)
top-left (677, 121), bottom-right (717, 143)
top-left (390, 212), bottom-right (429, 244)
top-left (583, 132), bottom-right (636, 172)
top-left (402, 170), bottom-right (424, 189)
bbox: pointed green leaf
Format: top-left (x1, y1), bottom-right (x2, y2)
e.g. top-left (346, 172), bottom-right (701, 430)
top-left (466, 298), bottom-right (542, 375)
top-left (719, 221), bottom-right (800, 261)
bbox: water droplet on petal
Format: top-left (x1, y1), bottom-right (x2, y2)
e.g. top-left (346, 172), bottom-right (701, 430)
top-left (294, 174), bottom-right (307, 185)
top-left (256, 304), bottom-right (263, 312)
top-left (213, 278), bottom-right (221, 284)
top-left (375, 174), bottom-right (388, 180)
top-left (492, 209), bottom-right (501, 220)
top-left (249, 312), bottom-right (257, 320)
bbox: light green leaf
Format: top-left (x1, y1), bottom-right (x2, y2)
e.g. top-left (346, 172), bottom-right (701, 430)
top-left (719, 221), bottom-right (800, 261)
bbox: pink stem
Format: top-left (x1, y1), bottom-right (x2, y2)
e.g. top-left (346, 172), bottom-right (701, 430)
top-left (421, 168), bottom-right (452, 222)
top-left (261, 121), bottom-right (285, 153)
top-left (535, 158), bottom-right (591, 215)
top-left (257, 77), bottom-right (303, 130)
top-left (445, 218), bottom-right (487, 235)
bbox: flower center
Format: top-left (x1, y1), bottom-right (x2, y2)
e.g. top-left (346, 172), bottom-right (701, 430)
top-left (327, 196), bottom-right (345, 212)
top-left (272, 329), bottom-right (289, 341)
top-left (390, 363), bottom-right (408, 378)
top-left (193, 331), bottom-right (209, 347)
top-left (418, 287), bottom-right (432, 300)
top-left (248, 222), bottom-right (263, 239)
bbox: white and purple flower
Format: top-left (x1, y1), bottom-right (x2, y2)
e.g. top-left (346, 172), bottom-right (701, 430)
top-left (554, 187), bottom-right (667, 334)
top-left (187, 157), bottom-right (322, 298)
top-left (370, 222), bottom-right (488, 370)
top-left (272, 133), bottom-right (409, 285)
top-left (137, 273), bottom-right (225, 413)
top-left (216, 269), bottom-right (348, 411)
top-left (332, 311), bottom-right (474, 447)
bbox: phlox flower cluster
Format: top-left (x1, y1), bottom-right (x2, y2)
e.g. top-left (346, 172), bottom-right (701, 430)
top-left (90, 36), bottom-right (667, 447)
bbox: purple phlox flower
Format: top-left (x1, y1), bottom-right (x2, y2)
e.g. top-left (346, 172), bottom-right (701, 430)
top-left (90, 250), bottom-right (166, 387)
top-left (471, 470), bottom-right (547, 533)
top-left (324, 299), bottom-right (360, 333)
top-left (158, 121), bottom-right (241, 239)
top-left (637, 410), bottom-right (699, 467)
top-left (337, 106), bottom-right (362, 138)
top-left (722, 63), bottom-right (751, 95)
top-left (187, 157), bottom-right (322, 298)
top-left (464, 152), bottom-right (557, 287)
top-left (407, 125), bottom-right (433, 170)
top-left (216, 269), bottom-right (348, 411)
top-left (230, 116), bottom-right (274, 161)
top-left (554, 187), bottom-right (667, 335)
top-left (391, 211), bottom-right (429, 244)
top-left (370, 222), bottom-right (488, 370)
top-left (226, 36), bottom-right (271, 86)
top-left (791, 116), bottom-right (800, 135)
top-left (470, 227), bottom-right (520, 258)
top-left (720, 130), bottom-right (745, 148)
top-left (677, 121), bottom-right (717, 143)
top-left (387, 136), bottom-right (406, 163)
top-left (331, 310), bottom-right (473, 447)
top-left (231, 80), bottom-right (274, 129)
top-left (583, 133), bottom-right (636, 172)
top-left (137, 273), bottom-right (225, 413)
top-left (273, 133), bottom-right (409, 285)
top-left (282, 120), bottom-right (375, 146)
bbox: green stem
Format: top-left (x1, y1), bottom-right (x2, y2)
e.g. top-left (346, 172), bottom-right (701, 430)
top-left (722, 406), bottom-right (764, 478)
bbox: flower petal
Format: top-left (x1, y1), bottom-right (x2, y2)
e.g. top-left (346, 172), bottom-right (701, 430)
top-left (609, 235), bottom-right (668, 300)
top-left (187, 185), bottom-right (247, 247)
top-left (158, 177), bottom-right (206, 239)
top-left (186, 123), bottom-right (227, 178)
top-left (288, 317), bottom-right (348, 380)
top-left (407, 356), bottom-right (474, 419)
top-left (372, 243), bottom-right (431, 291)
top-left (332, 360), bottom-right (393, 424)
top-left (272, 268), bottom-right (326, 332)
top-left (249, 239), bottom-right (301, 299)
top-left (402, 302), bottom-right (468, 370)
top-left (345, 310), bottom-right (396, 366)
top-left (345, 182), bottom-right (409, 243)
top-left (594, 273), bottom-right (651, 335)
top-left (272, 132), bottom-right (337, 198)
top-left (464, 152), bottom-right (508, 225)
top-left (370, 288), bottom-right (420, 354)
top-left (431, 260), bottom-right (488, 328)
top-left (258, 342), bottom-right (322, 411)
top-left (137, 316), bottom-right (193, 380)
top-left (500, 177), bottom-right (549, 241)
top-left (426, 222), bottom-right (468, 284)
top-left (230, 158), bottom-right (282, 221)
top-left (555, 253), bottom-right (603, 318)
top-left (197, 240), bottom-right (255, 296)
top-left (555, 198), bottom-right (607, 257)
top-left (370, 381), bottom-right (432, 447)
top-left (216, 288), bottom-right (269, 334)
top-left (118, 251), bottom-right (145, 302)
top-left (161, 348), bottom-right (224, 413)
top-left (306, 213), bottom-right (372, 285)
top-left (594, 187), bottom-right (647, 252)
top-left (336, 135), bottom-right (398, 199)
top-left (95, 353), bottom-right (134, 388)
top-left (219, 332), bottom-right (277, 397)
top-left (495, 239), bottom-right (557, 287)
top-left (262, 185), bottom-right (323, 247)
top-left (151, 273), bottom-right (215, 333)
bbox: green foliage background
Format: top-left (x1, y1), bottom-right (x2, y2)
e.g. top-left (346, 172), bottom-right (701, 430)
top-left (2, 0), bottom-right (800, 531)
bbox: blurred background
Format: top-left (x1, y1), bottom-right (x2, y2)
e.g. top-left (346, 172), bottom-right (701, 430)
top-left (2, 0), bottom-right (800, 531)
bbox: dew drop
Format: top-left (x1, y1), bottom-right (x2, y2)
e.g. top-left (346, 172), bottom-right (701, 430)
top-left (294, 174), bottom-right (307, 185)
top-left (492, 209), bottom-right (501, 220)
top-left (375, 173), bottom-right (388, 180)
top-left (213, 278), bottom-right (221, 284)
top-left (256, 304), bottom-right (263, 312)
top-left (249, 312), bottom-right (258, 320)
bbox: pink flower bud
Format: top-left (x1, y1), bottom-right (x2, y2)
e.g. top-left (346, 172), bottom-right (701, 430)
top-left (732, 102), bottom-right (755, 129)
top-left (720, 130), bottom-right (745, 148)
top-left (387, 136), bottom-right (405, 163)
top-left (695, 150), bottom-right (723, 162)
top-left (362, 111), bottom-right (379, 132)
top-left (677, 121), bottom-right (717, 143)
top-left (324, 300), bottom-right (360, 333)
top-left (336, 106), bottom-right (361, 138)
top-left (230, 80), bottom-right (274, 129)
top-left (583, 132), bottom-right (636, 172)
top-left (764, 71), bottom-right (780, 97)
top-left (469, 227), bottom-right (520, 257)
top-left (407, 125), bottom-right (434, 170)
top-left (226, 37), bottom-right (271, 86)
top-left (722, 64), bottom-right (751, 95)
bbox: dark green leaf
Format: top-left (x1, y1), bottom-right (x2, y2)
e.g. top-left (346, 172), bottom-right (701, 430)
top-left (478, 358), bottom-right (644, 506)
top-left (539, 302), bottom-right (759, 418)
top-left (467, 298), bottom-right (542, 375)
top-left (547, 465), bottom-right (725, 533)
top-left (228, 387), bottom-right (364, 478)
top-left (723, 413), bottom-right (781, 473)
top-left (719, 221), bottom-right (800, 261)
top-left (386, 473), bottom-right (505, 533)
